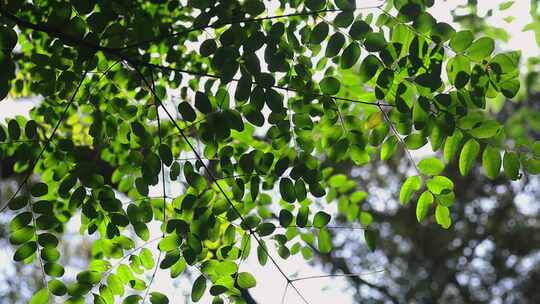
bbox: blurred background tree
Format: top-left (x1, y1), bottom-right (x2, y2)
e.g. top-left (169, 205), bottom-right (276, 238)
top-left (310, 1), bottom-right (540, 303)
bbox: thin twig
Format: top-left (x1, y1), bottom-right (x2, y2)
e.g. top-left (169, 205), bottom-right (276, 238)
top-left (290, 269), bottom-right (386, 282)
top-left (141, 70), bottom-right (167, 304)
top-left (0, 68), bottom-right (90, 213)
top-left (130, 65), bottom-right (311, 304)
top-left (377, 104), bottom-right (421, 175)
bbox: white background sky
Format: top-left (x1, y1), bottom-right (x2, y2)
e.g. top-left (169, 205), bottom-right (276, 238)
top-left (0, 1), bottom-right (538, 303)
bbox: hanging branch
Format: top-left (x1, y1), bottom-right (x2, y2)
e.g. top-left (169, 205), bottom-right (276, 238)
top-left (0, 68), bottom-right (90, 213)
top-left (129, 64), bottom-right (311, 304)
top-left (290, 268), bottom-right (386, 282)
top-left (140, 70), bottom-right (168, 304)
top-left (377, 104), bottom-right (422, 176)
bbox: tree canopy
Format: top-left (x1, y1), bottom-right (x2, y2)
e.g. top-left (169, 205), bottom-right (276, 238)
top-left (0, 0), bottom-right (538, 303)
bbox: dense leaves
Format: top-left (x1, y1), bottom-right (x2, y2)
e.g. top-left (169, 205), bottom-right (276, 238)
top-left (0, 1), bottom-right (535, 303)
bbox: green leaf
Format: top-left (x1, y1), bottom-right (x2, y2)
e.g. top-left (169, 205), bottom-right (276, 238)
top-left (186, 172), bottom-right (207, 192)
top-left (400, 175), bottom-right (422, 204)
top-left (404, 133), bottom-right (427, 150)
top-left (29, 288), bottom-right (49, 304)
top-left (358, 55), bottom-right (381, 83)
top-left (469, 120), bottom-right (502, 139)
top-left (467, 37), bottom-right (495, 61)
top-left (38, 233), bottom-right (59, 248)
top-left (364, 229), bottom-right (377, 252)
top-left (482, 145), bottom-right (501, 179)
top-left (0, 26), bottom-right (18, 52)
top-left (237, 272), bottom-right (257, 289)
top-left (340, 42), bottom-right (361, 69)
top-left (305, 0), bottom-right (326, 10)
top-left (450, 30), bottom-right (474, 52)
top-left (319, 77), bottom-right (340, 95)
top-left (364, 32), bottom-right (387, 52)
top-left (313, 211), bottom-right (331, 228)
top-left (195, 91), bottom-right (212, 114)
top-left (500, 79), bottom-right (520, 98)
top-left (417, 157), bottom-right (445, 176)
top-left (443, 130), bottom-right (463, 163)
top-left (150, 292), bottom-right (169, 304)
top-left (25, 120), bottom-right (38, 139)
top-left (435, 205), bottom-right (452, 229)
top-left (296, 206), bottom-right (309, 228)
top-left (499, 1), bottom-right (514, 10)
top-left (503, 151), bottom-right (520, 180)
top-left (48, 279), bottom-right (67, 296)
top-left (380, 136), bottom-right (398, 161)
top-left (159, 144), bottom-right (173, 166)
top-left (349, 20), bottom-right (371, 40)
top-left (8, 119), bottom-right (20, 140)
top-left (318, 228), bottom-right (332, 253)
top-left (191, 275), bottom-right (207, 302)
top-left (294, 179), bottom-right (307, 201)
top-left (459, 139), bottom-right (480, 176)
top-left (123, 295), bottom-right (143, 304)
top-left (14, 241), bottom-right (37, 261)
top-left (9, 226), bottom-right (34, 245)
top-left (279, 178), bottom-right (296, 203)
top-left (416, 191), bottom-right (433, 222)
top-left (44, 262), bottom-right (65, 277)
top-left (432, 22), bottom-right (456, 42)
top-left (310, 22), bottom-right (329, 44)
top-left (9, 196), bottom-right (28, 210)
top-left (256, 222), bottom-right (276, 237)
top-left (30, 182), bottom-right (48, 197)
top-left (107, 274), bottom-right (125, 296)
top-left (335, 0), bottom-right (355, 10)
top-left (325, 32), bottom-right (345, 57)
top-left (200, 39), bottom-right (217, 57)
top-left (178, 102), bottom-right (196, 122)
top-left (426, 176), bottom-right (454, 195)
top-left (140, 248), bottom-right (154, 270)
top-left (279, 209), bottom-right (293, 227)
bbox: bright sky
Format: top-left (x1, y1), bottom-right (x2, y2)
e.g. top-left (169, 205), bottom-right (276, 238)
top-left (0, 1), bottom-right (538, 303)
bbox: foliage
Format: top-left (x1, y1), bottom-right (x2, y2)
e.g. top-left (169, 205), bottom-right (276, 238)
top-left (0, 0), bottom-right (538, 303)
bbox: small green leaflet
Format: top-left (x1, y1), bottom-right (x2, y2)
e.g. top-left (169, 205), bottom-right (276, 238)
top-left (435, 205), bottom-right (452, 229)
top-left (318, 228), bottom-right (332, 253)
top-left (313, 211), bottom-right (331, 228)
top-left (482, 145), bottom-right (501, 179)
top-left (416, 191), bottom-right (433, 223)
top-left (450, 30), bottom-right (474, 52)
top-left (364, 229), bottom-right (377, 252)
top-left (417, 157), bottom-right (445, 176)
top-left (467, 37), bottom-right (495, 61)
top-left (29, 288), bottom-right (49, 304)
top-left (400, 175), bottom-right (422, 204)
top-left (191, 275), bottom-right (207, 302)
top-left (426, 176), bottom-right (454, 195)
top-left (320, 77), bottom-right (341, 95)
top-left (237, 272), bottom-right (257, 289)
top-left (459, 139), bottom-right (480, 176)
top-left (503, 151), bottom-right (520, 180)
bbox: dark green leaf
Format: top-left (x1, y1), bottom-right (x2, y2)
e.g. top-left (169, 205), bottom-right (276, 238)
top-left (319, 77), bottom-right (340, 95)
top-left (279, 178), bottom-right (296, 203)
top-left (191, 275), bottom-right (207, 302)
